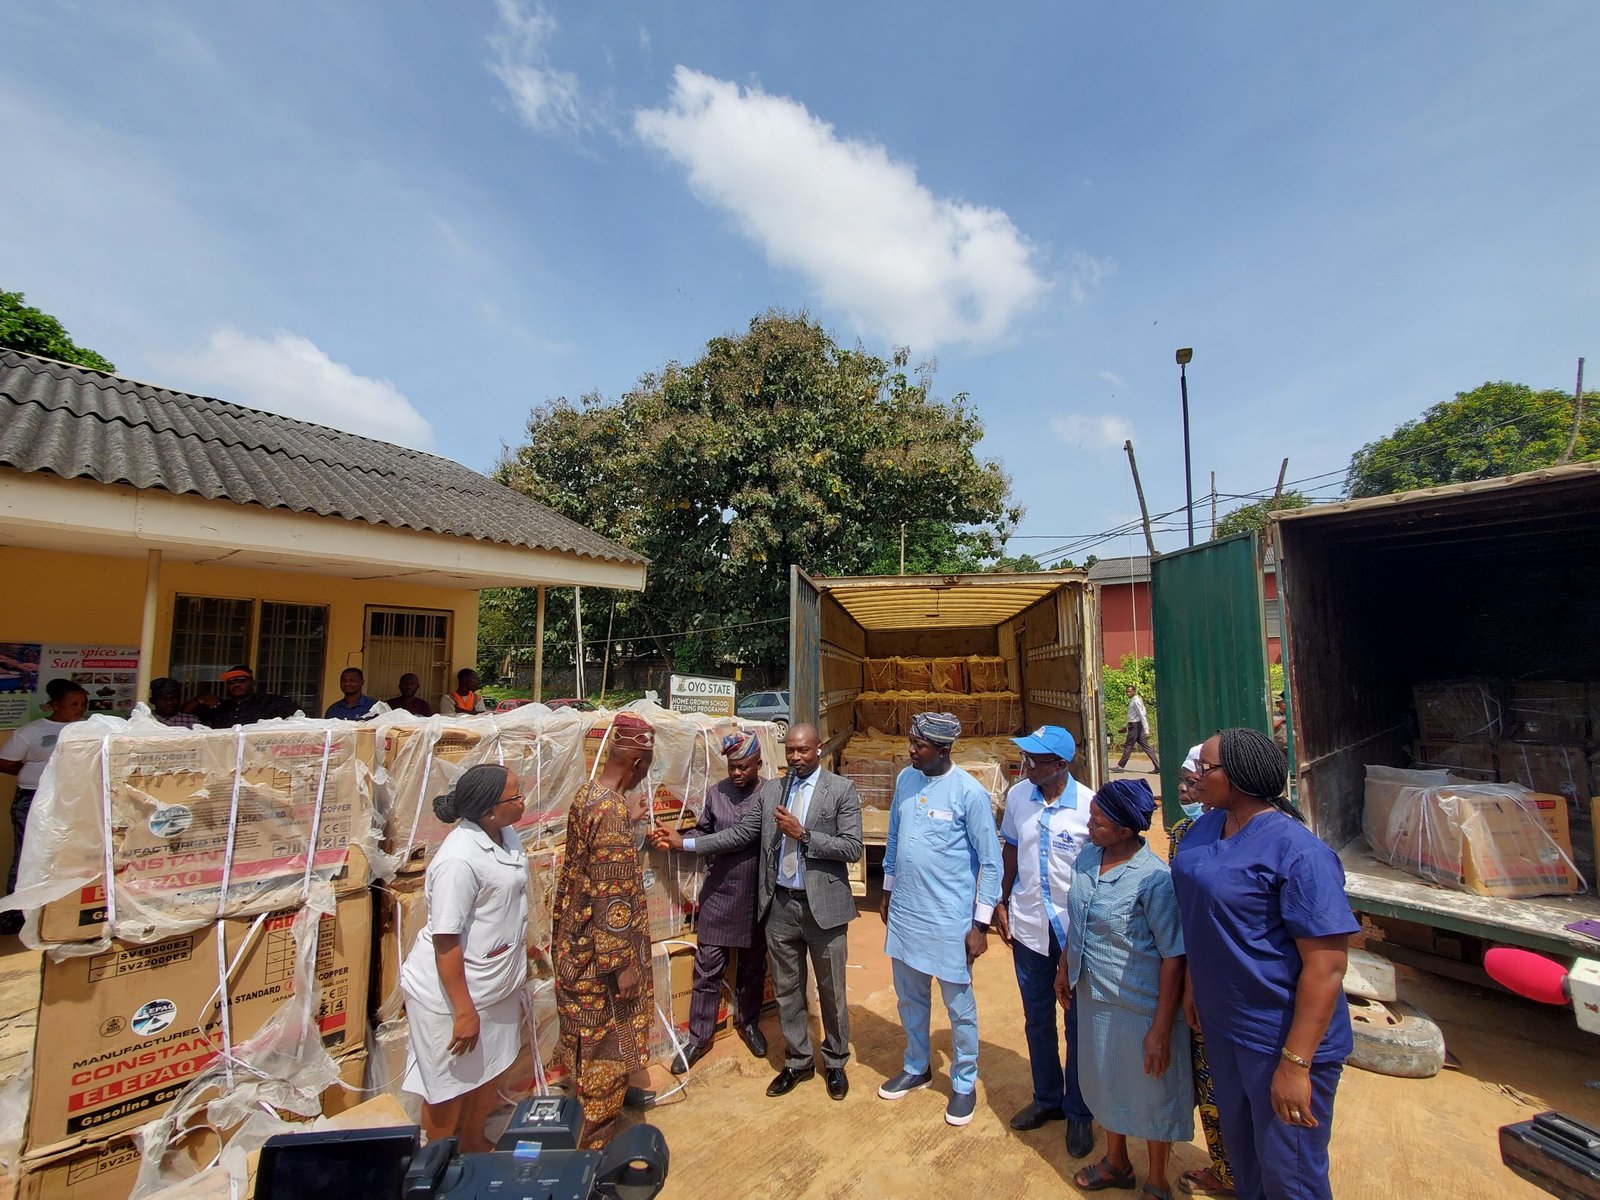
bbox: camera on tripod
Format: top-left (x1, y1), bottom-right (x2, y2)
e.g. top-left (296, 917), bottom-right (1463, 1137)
top-left (255, 1096), bottom-right (668, 1200)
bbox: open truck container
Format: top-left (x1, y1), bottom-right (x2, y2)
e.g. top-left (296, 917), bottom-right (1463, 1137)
top-left (1151, 464), bottom-right (1600, 959)
top-left (790, 567), bottom-right (1106, 894)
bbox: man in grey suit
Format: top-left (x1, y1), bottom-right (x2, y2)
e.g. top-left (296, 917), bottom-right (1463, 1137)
top-left (649, 723), bottom-right (862, 1100)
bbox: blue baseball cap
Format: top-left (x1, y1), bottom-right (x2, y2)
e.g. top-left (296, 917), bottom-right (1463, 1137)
top-left (1013, 725), bottom-right (1076, 762)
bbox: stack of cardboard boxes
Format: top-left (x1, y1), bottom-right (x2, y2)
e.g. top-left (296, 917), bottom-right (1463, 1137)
top-left (1410, 679), bottom-right (1599, 883)
top-left (854, 655), bottom-right (1023, 739)
top-left (4, 704), bottom-right (784, 1198)
top-left (9, 721), bottom-right (379, 1199)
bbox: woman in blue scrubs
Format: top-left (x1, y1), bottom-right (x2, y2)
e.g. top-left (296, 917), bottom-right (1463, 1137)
top-left (1170, 729), bottom-right (1357, 1200)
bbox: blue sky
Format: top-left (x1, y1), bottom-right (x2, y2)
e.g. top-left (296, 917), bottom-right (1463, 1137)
top-left (4, 2), bottom-right (1596, 560)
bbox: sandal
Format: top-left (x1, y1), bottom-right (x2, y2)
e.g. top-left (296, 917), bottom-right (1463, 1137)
top-left (1142, 1186), bottom-right (1174, 1200)
top-left (1073, 1158), bottom-right (1137, 1191)
top-left (1177, 1169), bottom-right (1234, 1197)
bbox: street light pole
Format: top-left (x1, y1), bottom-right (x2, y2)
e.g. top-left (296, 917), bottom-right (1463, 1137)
top-left (1176, 348), bottom-right (1195, 545)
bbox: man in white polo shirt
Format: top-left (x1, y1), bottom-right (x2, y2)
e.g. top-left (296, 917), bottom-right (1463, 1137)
top-left (993, 724), bottom-right (1096, 1160)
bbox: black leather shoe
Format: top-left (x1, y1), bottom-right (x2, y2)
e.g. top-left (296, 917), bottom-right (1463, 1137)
top-left (1010, 1101), bottom-right (1066, 1131)
top-left (669, 1040), bottom-right (710, 1076)
top-left (736, 1021), bottom-right (769, 1058)
top-left (766, 1066), bottom-right (815, 1097)
top-left (1066, 1118), bottom-right (1095, 1158)
top-left (623, 1086), bottom-right (656, 1109)
top-left (825, 1068), bottom-right (849, 1101)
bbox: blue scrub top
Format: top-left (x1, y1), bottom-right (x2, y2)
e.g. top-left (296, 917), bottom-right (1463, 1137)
top-left (1170, 808), bottom-right (1360, 1062)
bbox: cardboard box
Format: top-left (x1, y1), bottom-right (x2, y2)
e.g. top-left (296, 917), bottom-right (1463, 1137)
top-left (1382, 785), bottom-right (1576, 898)
top-left (1412, 741), bottom-right (1497, 781)
top-left (1505, 681), bottom-right (1589, 744)
top-left (37, 724), bottom-right (375, 944)
top-left (27, 891), bottom-right (371, 1155)
top-left (1413, 680), bottom-right (1501, 743)
top-left (1496, 742), bottom-right (1592, 805)
top-left (14, 1053), bottom-right (368, 1200)
top-left (642, 847), bottom-right (699, 942)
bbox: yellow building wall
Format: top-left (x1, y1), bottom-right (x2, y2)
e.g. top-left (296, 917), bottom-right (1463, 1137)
top-left (0, 544), bottom-right (481, 874)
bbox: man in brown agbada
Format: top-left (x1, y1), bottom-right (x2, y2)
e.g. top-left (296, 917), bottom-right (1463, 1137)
top-left (552, 711), bottom-right (657, 1148)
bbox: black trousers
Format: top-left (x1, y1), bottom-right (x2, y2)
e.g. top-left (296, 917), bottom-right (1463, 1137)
top-left (1116, 722), bottom-right (1160, 770)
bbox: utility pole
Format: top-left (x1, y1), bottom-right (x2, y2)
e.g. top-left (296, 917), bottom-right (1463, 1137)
top-left (598, 594), bottom-right (616, 703)
top-left (1210, 471), bottom-right (1218, 539)
top-left (573, 587), bottom-right (585, 701)
top-left (1271, 458), bottom-right (1289, 505)
top-left (1176, 348), bottom-right (1195, 545)
top-left (1561, 357), bottom-right (1586, 464)
top-left (1123, 440), bottom-right (1158, 557)
top-left (533, 587), bottom-right (546, 703)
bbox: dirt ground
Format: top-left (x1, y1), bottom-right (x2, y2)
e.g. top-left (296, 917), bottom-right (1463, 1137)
top-left (629, 768), bottom-right (1600, 1200)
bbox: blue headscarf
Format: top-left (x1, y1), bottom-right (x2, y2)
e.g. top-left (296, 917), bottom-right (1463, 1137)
top-left (1094, 777), bottom-right (1156, 832)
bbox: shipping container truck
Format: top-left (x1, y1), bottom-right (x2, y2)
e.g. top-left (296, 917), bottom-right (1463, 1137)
top-left (789, 567), bottom-right (1106, 894)
top-left (1151, 464), bottom-right (1600, 961)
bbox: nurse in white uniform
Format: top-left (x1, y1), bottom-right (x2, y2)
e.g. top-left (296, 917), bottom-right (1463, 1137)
top-left (401, 763), bottom-right (529, 1151)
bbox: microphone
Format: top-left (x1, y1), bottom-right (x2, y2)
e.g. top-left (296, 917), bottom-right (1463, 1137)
top-left (1485, 948), bottom-right (1572, 1006)
top-left (1485, 948), bottom-right (1600, 1036)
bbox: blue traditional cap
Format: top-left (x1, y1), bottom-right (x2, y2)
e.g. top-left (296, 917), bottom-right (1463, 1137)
top-left (909, 711), bottom-right (961, 746)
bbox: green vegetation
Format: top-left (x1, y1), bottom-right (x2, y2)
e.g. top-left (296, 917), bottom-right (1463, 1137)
top-left (0, 289), bottom-right (115, 372)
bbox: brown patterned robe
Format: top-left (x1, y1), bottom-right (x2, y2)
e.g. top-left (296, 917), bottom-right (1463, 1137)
top-left (553, 781), bottom-right (654, 1148)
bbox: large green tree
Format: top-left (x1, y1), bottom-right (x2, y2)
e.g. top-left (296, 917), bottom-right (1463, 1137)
top-left (496, 311), bottom-right (1020, 673)
top-left (1346, 381), bottom-right (1598, 498)
top-left (0, 289), bottom-right (115, 371)
top-left (1214, 490), bottom-right (1308, 538)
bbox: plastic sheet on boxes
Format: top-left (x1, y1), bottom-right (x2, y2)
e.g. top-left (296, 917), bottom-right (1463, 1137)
top-left (854, 693), bottom-right (901, 736)
top-left (129, 889), bottom-right (345, 1199)
top-left (1413, 680), bottom-right (1502, 743)
top-left (1498, 742), bottom-right (1592, 804)
top-left (1364, 770), bottom-right (1584, 899)
top-left (896, 658), bottom-right (933, 691)
top-left (8, 712), bottom-right (389, 951)
top-left (1505, 681), bottom-right (1590, 744)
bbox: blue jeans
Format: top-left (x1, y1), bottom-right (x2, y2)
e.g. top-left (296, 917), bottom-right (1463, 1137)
top-left (1205, 1036), bottom-right (1340, 1200)
top-left (1012, 929), bottom-right (1091, 1121)
top-left (891, 958), bottom-right (980, 1094)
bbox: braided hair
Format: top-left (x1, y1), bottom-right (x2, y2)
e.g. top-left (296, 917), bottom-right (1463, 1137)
top-left (1216, 727), bottom-right (1303, 821)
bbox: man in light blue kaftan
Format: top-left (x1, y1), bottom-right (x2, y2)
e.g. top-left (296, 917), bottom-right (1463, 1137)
top-left (877, 712), bottom-right (1004, 1127)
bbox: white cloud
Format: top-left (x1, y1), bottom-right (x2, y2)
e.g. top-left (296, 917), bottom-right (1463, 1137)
top-left (634, 67), bottom-right (1048, 348)
top-left (1099, 370), bottom-right (1127, 389)
top-left (1068, 251), bottom-right (1115, 304)
top-left (488, 0), bottom-right (582, 135)
top-left (157, 329), bottom-right (435, 450)
top-left (1050, 414), bottom-right (1132, 449)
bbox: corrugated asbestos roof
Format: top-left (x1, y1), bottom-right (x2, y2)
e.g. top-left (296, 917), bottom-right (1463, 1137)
top-left (0, 350), bottom-right (644, 564)
top-left (1087, 555), bottom-right (1150, 584)
top-left (812, 571), bottom-right (1083, 630)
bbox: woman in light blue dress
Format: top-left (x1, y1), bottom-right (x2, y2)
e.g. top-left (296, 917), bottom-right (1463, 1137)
top-left (1057, 778), bottom-right (1192, 1199)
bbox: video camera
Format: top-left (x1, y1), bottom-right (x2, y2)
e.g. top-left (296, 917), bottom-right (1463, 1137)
top-left (256, 1096), bottom-right (668, 1200)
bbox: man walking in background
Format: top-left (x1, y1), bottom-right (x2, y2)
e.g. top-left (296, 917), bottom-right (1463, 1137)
top-left (1116, 683), bottom-right (1160, 772)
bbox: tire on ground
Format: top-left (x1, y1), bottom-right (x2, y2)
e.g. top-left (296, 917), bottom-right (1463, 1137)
top-left (1345, 997), bottom-right (1446, 1079)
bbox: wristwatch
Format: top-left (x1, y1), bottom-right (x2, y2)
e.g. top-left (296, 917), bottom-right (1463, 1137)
top-left (798, 830), bottom-right (811, 853)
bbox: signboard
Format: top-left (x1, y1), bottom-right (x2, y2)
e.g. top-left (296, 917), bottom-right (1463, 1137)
top-left (667, 673), bottom-right (736, 717)
top-left (0, 642), bottom-right (141, 729)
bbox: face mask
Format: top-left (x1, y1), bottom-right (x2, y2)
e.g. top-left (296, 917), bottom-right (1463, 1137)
top-left (1181, 801), bottom-right (1204, 819)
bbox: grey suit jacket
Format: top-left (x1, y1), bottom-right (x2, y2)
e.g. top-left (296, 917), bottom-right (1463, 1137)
top-left (691, 769), bottom-right (862, 930)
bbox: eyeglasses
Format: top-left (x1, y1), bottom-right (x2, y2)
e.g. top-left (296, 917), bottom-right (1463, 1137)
top-left (1196, 762), bottom-right (1224, 777)
top-left (1021, 753), bottom-right (1063, 769)
top-left (499, 792), bottom-right (526, 807)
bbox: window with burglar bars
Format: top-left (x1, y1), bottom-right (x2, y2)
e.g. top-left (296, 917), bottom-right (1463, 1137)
top-left (169, 595), bottom-right (328, 714)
